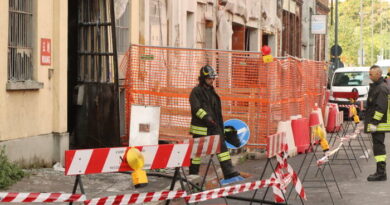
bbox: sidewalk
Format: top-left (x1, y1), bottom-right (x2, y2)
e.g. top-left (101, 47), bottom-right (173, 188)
top-left (4, 132), bottom-right (390, 205)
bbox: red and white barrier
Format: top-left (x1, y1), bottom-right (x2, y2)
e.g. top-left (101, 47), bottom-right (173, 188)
top-left (185, 179), bottom-right (277, 203)
top-left (82, 179), bottom-right (279, 205)
top-left (182, 135), bottom-right (221, 158)
top-left (272, 148), bottom-right (306, 202)
top-left (84, 190), bottom-right (187, 205)
top-left (65, 135), bottom-right (221, 176)
top-left (317, 125), bottom-right (363, 166)
top-left (269, 134), bottom-right (306, 202)
top-left (0, 192), bottom-right (86, 203)
top-left (65, 144), bottom-right (191, 175)
top-left (267, 132), bottom-right (286, 158)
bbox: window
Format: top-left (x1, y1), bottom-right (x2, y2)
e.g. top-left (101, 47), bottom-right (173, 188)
top-left (115, 2), bottom-right (129, 54)
top-left (332, 72), bottom-right (370, 87)
top-left (8, 0), bottom-right (34, 81)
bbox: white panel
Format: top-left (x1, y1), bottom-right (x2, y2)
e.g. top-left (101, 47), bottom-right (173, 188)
top-left (136, 193), bottom-right (147, 204)
top-left (67, 150), bottom-right (93, 175)
top-left (102, 147), bottom-right (127, 173)
top-left (12, 193), bottom-right (29, 202)
top-left (129, 105), bottom-right (160, 146)
top-left (166, 144), bottom-right (189, 167)
top-left (211, 135), bottom-right (220, 154)
top-left (190, 138), bottom-right (200, 157)
top-left (201, 136), bottom-right (210, 156)
top-left (140, 145), bottom-right (159, 169)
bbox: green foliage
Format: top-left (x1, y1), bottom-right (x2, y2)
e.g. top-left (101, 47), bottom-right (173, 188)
top-left (329, 0), bottom-right (390, 66)
top-left (0, 147), bottom-right (25, 189)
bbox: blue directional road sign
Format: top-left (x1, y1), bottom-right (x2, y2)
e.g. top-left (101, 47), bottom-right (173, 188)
top-left (224, 119), bottom-right (250, 149)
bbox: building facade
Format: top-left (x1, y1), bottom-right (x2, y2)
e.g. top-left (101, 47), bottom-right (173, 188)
top-left (0, 0), bottom-right (330, 166)
top-left (0, 0), bottom-right (68, 166)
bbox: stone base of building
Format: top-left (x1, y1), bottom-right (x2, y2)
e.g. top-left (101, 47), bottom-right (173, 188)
top-left (0, 132), bottom-right (69, 168)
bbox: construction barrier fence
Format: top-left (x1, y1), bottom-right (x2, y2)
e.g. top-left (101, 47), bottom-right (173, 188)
top-left (123, 44), bottom-right (327, 149)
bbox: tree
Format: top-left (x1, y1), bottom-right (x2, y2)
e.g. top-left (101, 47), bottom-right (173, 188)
top-left (329, 0), bottom-right (390, 66)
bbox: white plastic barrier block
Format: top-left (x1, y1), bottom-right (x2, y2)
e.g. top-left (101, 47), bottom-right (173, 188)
top-left (277, 120), bottom-right (297, 157)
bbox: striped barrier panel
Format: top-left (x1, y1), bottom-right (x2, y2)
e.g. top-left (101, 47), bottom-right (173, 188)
top-left (182, 135), bottom-right (221, 158)
top-left (65, 144), bottom-right (190, 175)
top-left (65, 135), bottom-right (221, 176)
top-left (266, 132), bottom-right (286, 158)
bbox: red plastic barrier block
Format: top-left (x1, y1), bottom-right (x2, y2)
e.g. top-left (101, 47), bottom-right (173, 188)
top-left (291, 118), bottom-right (310, 153)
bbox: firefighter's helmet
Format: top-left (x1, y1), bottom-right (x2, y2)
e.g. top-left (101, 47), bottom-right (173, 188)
top-left (200, 65), bottom-right (217, 79)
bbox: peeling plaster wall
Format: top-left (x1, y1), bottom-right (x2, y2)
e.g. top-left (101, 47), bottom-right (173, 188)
top-left (301, 0), bottom-right (316, 60)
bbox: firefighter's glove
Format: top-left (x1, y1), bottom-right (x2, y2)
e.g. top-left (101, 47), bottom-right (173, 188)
top-left (205, 115), bottom-right (217, 128)
top-left (224, 126), bottom-right (240, 147)
top-left (368, 124), bottom-right (377, 132)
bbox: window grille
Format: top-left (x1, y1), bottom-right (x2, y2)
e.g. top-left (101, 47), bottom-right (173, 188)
top-left (8, 0), bottom-right (34, 81)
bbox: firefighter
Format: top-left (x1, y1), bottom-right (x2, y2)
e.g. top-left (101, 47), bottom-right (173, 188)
top-left (365, 65), bottom-right (389, 181)
top-left (189, 65), bottom-right (243, 184)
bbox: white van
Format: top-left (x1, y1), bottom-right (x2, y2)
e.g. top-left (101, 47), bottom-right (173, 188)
top-left (375, 59), bottom-right (390, 76)
top-left (329, 67), bottom-right (370, 111)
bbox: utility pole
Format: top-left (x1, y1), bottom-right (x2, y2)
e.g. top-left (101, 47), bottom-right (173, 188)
top-left (371, 0), bottom-right (374, 64)
top-left (335, 0), bottom-right (339, 68)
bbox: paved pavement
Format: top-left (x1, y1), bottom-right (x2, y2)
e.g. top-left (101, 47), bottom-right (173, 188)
top-left (4, 128), bottom-right (390, 205)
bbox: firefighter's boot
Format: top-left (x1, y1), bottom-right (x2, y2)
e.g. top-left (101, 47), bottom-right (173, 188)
top-left (367, 162), bottom-right (387, 181)
top-left (189, 158), bottom-right (201, 175)
top-left (218, 152), bottom-right (244, 185)
top-left (220, 159), bottom-right (239, 179)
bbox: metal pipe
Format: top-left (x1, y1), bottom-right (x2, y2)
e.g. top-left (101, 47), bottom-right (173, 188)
top-left (359, 0), bottom-right (363, 66)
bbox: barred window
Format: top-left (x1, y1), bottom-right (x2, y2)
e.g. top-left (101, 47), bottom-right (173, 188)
top-left (115, 2), bottom-right (129, 54)
top-left (8, 0), bottom-right (34, 81)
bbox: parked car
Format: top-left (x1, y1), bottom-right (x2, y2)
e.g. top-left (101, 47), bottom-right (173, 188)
top-left (328, 67), bottom-right (370, 119)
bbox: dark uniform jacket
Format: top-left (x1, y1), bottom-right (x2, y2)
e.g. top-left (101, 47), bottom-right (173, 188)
top-left (365, 77), bottom-right (390, 132)
top-left (189, 85), bottom-right (224, 137)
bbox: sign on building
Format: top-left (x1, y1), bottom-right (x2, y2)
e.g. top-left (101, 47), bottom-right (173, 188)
top-left (311, 15), bottom-right (327, 35)
top-left (40, 38), bottom-right (51, 65)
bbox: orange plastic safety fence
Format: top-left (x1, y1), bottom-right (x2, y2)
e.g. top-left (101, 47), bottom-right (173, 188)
top-left (123, 45), bottom-right (327, 149)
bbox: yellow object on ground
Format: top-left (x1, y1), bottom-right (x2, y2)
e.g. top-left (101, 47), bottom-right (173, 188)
top-left (312, 126), bottom-right (329, 152)
top-left (126, 147), bottom-right (148, 188)
top-left (349, 106), bottom-right (360, 123)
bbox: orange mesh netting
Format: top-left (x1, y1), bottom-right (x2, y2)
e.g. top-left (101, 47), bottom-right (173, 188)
top-left (123, 45), bottom-right (327, 149)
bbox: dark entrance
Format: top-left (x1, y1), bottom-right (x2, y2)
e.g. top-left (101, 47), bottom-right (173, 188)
top-left (68, 0), bottom-right (121, 149)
